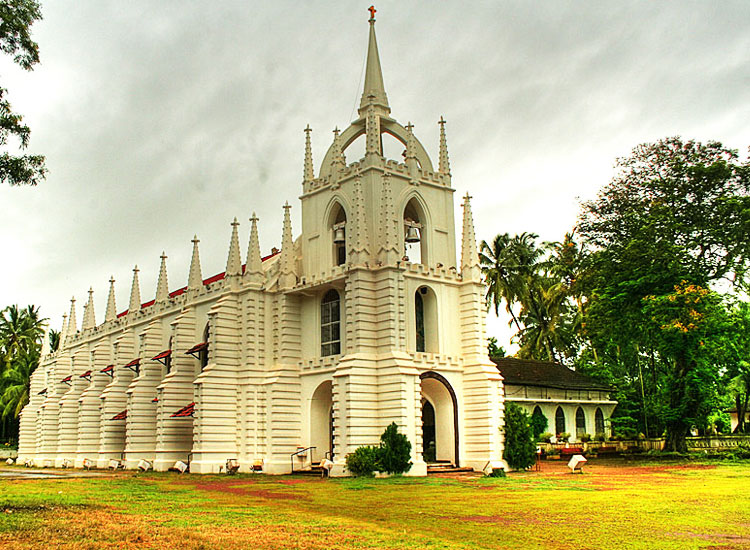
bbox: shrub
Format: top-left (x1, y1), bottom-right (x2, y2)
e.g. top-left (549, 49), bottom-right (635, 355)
top-left (580, 433), bottom-right (591, 443)
top-left (558, 432), bottom-right (571, 443)
top-left (594, 432), bottom-right (606, 442)
top-left (345, 446), bottom-right (379, 477)
top-left (379, 422), bottom-right (412, 474)
top-left (530, 409), bottom-right (548, 439)
top-left (538, 432), bottom-right (553, 443)
top-left (503, 402), bottom-right (536, 470)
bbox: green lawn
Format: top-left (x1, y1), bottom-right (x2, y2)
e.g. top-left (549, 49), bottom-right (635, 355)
top-left (1, 459), bottom-right (749, 549)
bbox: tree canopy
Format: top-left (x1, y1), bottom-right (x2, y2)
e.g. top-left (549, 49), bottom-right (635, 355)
top-left (0, 0), bottom-right (45, 186)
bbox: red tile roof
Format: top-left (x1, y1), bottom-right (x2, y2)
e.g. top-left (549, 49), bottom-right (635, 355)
top-left (111, 409), bottom-right (127, 421)
top-left (170, 402), bottom-right (195, 418)
top-left (124, 358), bottom-right (140, 368)
top-left (61, 375), bottom-right (72, 383)
top-left (101, 364), bottom-right (114, 374)
top-left (492, 357), bottom-right (613, 392)
top-left (151, 350), bottom-right (172, 361)
top-left (185, 342), bottom-right (207, 355)
top-left (115, 252), bottom-right (280, 318)
top-left (80, 370), bottom-right (92, 378)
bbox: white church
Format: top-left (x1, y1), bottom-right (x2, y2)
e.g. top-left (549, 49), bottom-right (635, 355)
top-left (17, 10), bottom-right (506, 476)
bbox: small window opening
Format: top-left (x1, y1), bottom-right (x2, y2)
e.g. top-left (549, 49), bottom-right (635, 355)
top-left (200, 323), bottom-right (210, 370)
top-left (555, 407), bottom-right (566, 436)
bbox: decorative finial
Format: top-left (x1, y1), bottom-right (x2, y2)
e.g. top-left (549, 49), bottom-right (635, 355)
top-left (439, 116), bottom-right (451, 177)
top-left (368, 5), bottom-right (376, 22)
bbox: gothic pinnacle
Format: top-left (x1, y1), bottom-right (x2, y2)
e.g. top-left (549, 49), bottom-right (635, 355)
top-left (105, 276), bottom-right (117, 322)
top-left (461, 193), bottom-right (480, 280)
top-left (280, 202), bottom-right (296, 288)
top-left (438, 116), bottom-right (451, 176)
top-left (188, 236), bottom-right (203, 291)
top-left (67, 297), bottom-right (77, 337)
top-left (226, 218), bottom-right (242, 277)
top-left (59, 313), bottom-right (68, 350)
top-left (303, 125), bottom-right (314, 183)
top-left (245, 212), bottom-right (263, 278)
top-left (129, 266), bottom-right (141, 314)
top-left (83, 287), bottom-right (96, 329)
top-left (156, 253), bottom-right (169, 303)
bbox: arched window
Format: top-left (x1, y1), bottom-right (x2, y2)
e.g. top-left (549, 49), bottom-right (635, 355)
top-left (576, 407), bottom-right (586, 437)
top-left (321, 290), bottom-right (341, 356)
top-left (200, 323), bottom-right (210, 371)
top-left (415, 286), bottom-right (438, 353)
top-left (595, 407), bottom-right (605, 436)
top-left (531, 406), bottom-right (548, 439)
top-left (555, 407), bottom-right (566, 436)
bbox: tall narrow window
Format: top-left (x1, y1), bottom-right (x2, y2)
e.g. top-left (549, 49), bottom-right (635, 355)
top-left (165, 336), bottom-right (173, 374)
top-left (576, 407), bottom-right (586, 437)
top-left (595, 407), bottom-right (605, 436)
top-left (200, 323), bottom-right (210, 370)
top-left (415, 291), bottom-right (425, 352)
top-left (321, 290), bottom-right (341, 356)
top-left (555, 407), bottom-right (566, 436)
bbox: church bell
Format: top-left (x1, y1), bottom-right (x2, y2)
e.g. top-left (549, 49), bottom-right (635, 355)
top-left (405, 225), bottom-right (421, 243)
top-left (333, 224), bottom-right (346, 244)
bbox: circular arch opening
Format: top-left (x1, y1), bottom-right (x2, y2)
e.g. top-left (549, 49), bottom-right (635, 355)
top-left (420, 372), bottom-right (458, 466)
top-left (310, 381), bottom-right (334, 461)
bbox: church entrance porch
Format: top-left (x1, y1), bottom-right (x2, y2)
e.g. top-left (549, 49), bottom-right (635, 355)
top-left (420, 372), bottom-right (458, 467)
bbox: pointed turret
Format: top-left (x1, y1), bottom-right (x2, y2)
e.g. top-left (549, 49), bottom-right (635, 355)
top-left (351, 175), bottom-right (371, 264)
top-left (245, 212), bottom-right (263, 280)
top-left (461, 193), bottom-right (481, 281)
top-left (40, 327), bottom-right (50, 357)
top-left (226, 218), bottom-right (242, 277)
top-left (378, 172), bottom-right (400, 264)
top-left (59, 313), bottom-right (68, 350)
top-left (156, 253), bottom-right (169, 303)
top-left (128, 266), bottom-right (141, 314)
top-left (303, 125), bottom-right (314, 183)
top-left (67, 297), bottom-right (77, 338)
top-left (279, 202), bottom-right (296, 288)
top-left (82, 287), bottom-right (96, 329)
top-left (358, 6), bottom-right (389, 115)
top-left (330, 127), bottom-right (346, 184)
top-left (188, 236), bottom-right (203, 291)
top-left (438, 116), bottom-right (451, 177)
top-left (105, 277), bottom-right (117, 322)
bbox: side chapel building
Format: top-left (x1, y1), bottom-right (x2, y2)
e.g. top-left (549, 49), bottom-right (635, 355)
top-left (18, 12), bottom-right (506, 475)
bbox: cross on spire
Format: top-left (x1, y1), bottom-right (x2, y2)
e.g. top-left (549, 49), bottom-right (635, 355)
top-left (368, 5), bottom-right (376, 22)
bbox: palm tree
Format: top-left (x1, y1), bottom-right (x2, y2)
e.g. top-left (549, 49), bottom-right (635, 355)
top-left (516, 277), bottom-right (574, 363)
top-left (0, 305), bottom-right (45, 372)
top-left (0, 346), bottom-right (39, 419)
top-left (480, 232), bottom-right (543, 333)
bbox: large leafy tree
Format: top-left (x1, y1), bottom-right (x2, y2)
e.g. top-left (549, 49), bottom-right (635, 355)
top-left (0, 0), bottom-right (45, 186)
top-left (578, 137), bottom-right (750, 451)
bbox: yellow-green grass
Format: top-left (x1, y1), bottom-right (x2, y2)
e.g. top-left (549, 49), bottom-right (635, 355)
top-left (1, 460), bottom-right (749, 549)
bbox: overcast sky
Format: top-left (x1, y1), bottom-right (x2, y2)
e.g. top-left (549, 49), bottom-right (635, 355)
top-left (1, 1), bottom-right (748, 351)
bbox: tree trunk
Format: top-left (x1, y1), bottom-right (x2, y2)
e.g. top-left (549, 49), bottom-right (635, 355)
top-left (664, 351), bottom-right (690, 453)
top-left (664, 421), bottom-right (689, 453)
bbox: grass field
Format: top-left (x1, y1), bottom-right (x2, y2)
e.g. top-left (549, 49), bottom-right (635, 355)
top-left (1, 459), bottom-right (749, 550)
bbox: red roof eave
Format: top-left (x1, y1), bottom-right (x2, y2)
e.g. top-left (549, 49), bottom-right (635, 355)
top-left (152, 349), bottom-right (172, 361)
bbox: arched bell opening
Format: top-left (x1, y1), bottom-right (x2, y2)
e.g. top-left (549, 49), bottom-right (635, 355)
top-left (310, 381), bottom-right (334, 462)
top-left (415, 286), bottom-right (438, 353)
top-left (420, 372), bottom-right (458, 466)
top-left (403, 197), bottom-right (429, 265)
top-left (327, 202), bottom-right (348, 267)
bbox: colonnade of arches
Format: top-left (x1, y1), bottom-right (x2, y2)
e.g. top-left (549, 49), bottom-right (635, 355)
top-left (532, 404), bottom-right (606, 438)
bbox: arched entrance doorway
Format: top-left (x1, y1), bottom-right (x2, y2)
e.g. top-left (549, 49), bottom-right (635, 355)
top-left (310, 381), bottom-right (333, 462)
top-left (420, 372), bottom-right (458, 466)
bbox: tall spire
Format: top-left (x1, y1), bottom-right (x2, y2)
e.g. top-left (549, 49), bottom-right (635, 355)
top-left (279, 202), bottom-right (296, 288)
top-left (83, 287), bottom-right (96, 329)
top-left (303, 125), bottom-right (314, 183)
top-left (245, 212), bottom-right (263, 279)
top-left (156, 253), bottom-right (169, 303)
top-left (188, 236), bottom-right (203, 291)
top-left (438, 116), bottom-right (451, 177)
top-left (461, 193), bottom-right (481, 281)
top-left (105, 276), bottom-right (117, 322)
top-left (358, 6), bottom-right (389, 115)
top-left (226, 218), bottom-right (242, 277)
top-left (129, 266), bottom-right (141, 314)
top-left (67, 297), bottom-right (77, 337)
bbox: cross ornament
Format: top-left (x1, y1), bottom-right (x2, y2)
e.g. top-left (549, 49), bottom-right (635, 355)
top-left (368, 5), bottom-right (376, 21)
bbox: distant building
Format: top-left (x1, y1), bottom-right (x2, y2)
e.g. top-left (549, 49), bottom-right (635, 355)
top-left (493, 357), bottom-right (617, 442)
top-left (17, 11), bottom-right (505, 475)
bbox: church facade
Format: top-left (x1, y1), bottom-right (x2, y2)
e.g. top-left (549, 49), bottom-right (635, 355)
top-left (17, 13), bottom-right (505, 476)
